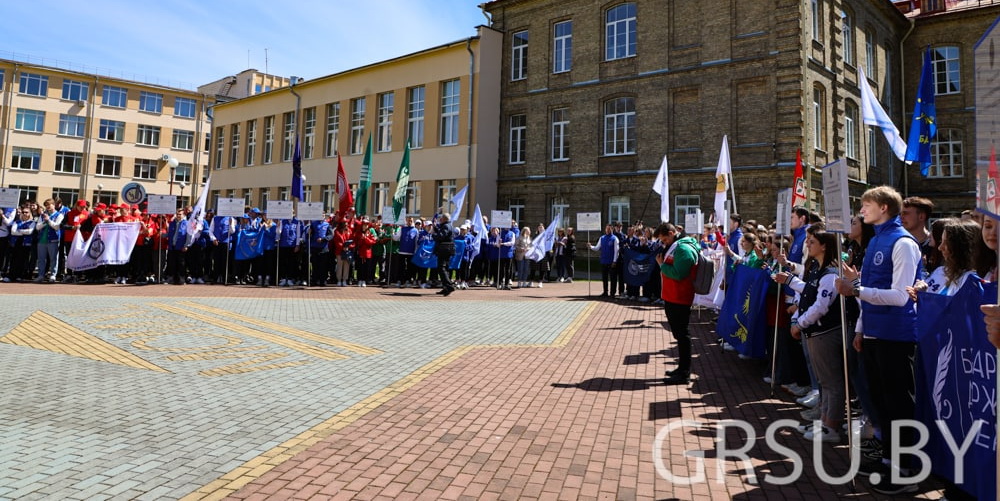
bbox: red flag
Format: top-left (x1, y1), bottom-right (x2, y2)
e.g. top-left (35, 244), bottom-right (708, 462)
top-left (336, 154), bottom-right (353, 215)
top-left (791, 149), bottom-right (807, 208)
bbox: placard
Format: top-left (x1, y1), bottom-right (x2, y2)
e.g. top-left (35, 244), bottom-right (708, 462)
top-left (146, 195), bottom-right (177, 215)
top-left (0, 188), bottom-right (21, 209)
top-left (576, 212), bottom-right (602, 232)
top-left (684, 210), bottom-right (703, 236)
top-left (267, 200), bottom-right (294, 220)
top-left (821, 158), bottom-right (852, 233)
top-left (297, 201), bottom-right (325, 221)
top-left (381, 206), bottom-right (402, 225)
top-left (491, 210), bottom-right (512, 229)
top-left (216, 197), bottom-right (245, 217)
top-left (775, 188), bottom-right (792, 236)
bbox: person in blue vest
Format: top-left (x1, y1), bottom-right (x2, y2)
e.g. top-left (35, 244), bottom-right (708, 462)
top-left (277, 217), bottom-right (304, 286)
top-left (166, 208), bottom-right (189, 285)
top-left (35, 198), bottom-right (63, 282)
top-left (209, 214), bottom-right (235, 284)
top-left (589, 224), bottom-right (620, 297)
top-left (834, 186), bottom-right (921, 496)
top-left (612, 221), bottom-right (627, 296)
top-left (8, 207), bottom-right (36, 282)
top-left (308, 217), bottom-right (333, 286)
top-left (497, 223), bottom-right (515, 290)
top-left (392, 217), bottom-right (418, 287)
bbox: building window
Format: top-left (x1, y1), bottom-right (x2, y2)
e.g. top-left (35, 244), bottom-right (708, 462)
top-left (509, 114), bottom-right (527, 164)
top-left (245, 120), bottom-right (257, 166)
top-left (377, 92), bottom-right (394, 152)
top-left (303, 107), bottom-right (316, 159)
top-left (436, 179), bottom-right (456, 210)
top-left (58, 114), bottom-right (86, 137)
top-left (102, 85), bottom-right (127, 108)
top-left (605, 3), bottom-right (637, 61)
top-left (407, 86), bottom-right (425, 149)
top-left (865, 30), bottom-right (876, 78)
top-left (373, 182), bottom-right (389, 213)
top-left (929, 129), bottom-right (963, 178)
top-left (508, 198), bottom-right (525, 224)
top-left (15, 108), bottom-right (45, 132)
top-left (95, 155), bottom-right (122, 177)
top-left (11, 147), bottom-right (41, 170)
top-left (603, 97), bottom-right (635, 156)
top-left (214, 126), bottom-right (224, 170)
top-left (99, 119), bottom-right (125, 142)
top-left (174, 97), bottom-right (196, 118)
top-left (61, 79), bottom-right (89, 101)
top-left (932, 46), bottom-right (961, 95)
top-left (868, 126), bottom-right (878, 168)
top-left (242, 188), bottom-right (253, 208)
top-left (55, 151), bottom-right (83, 174)
top-left (260, 188), bottom-right (270, 209)
top-left (553, 21), bottom-right (572, 73)
top-left (551, 108), bottom-right (569, 161)
top-left (813, 86), bottom-right (826, 151)
top-left (441, 79), bottom-right (460, 146)
top-left (845, 101), bottom-right (858, 159)
top-left (841, 11), bottom-right (854, 66)
top-left (18, 72), bottom-right (48, 96)
top-left (405, 184), bottom-right (421, 215)
top-left (811, 0), bottom-right (821, 42)
top-left (52, 188), bottom-right (79, 204)
top-left (133, 159), bottom-right (157, 180)
top-left (137, 125), bottom-right (161, 146)
top-left (608, 196), bottom-right (629, 225)
top-left (10, 185), bottom-right (39, 205)
top-left (230, 123), bottom-right (240, 167)
top-left (674, 195), bottom-right (701, 224)
top-left (325, 103), bottom-right (340, 157)
top-left (172, 129), bottom-right (194, 151)
top-left (139, 91), bottom-right (163, 113)
top-left (282, 112), bottom-right (296, 162)
top-left (204, 132), bottom-right (211, 152)
top-left (512, 30), bottom-right (529, 81)
top-left (552, 197), bottom-right (570, 228)
top-left (0, 70), bottom-right (4, 91)
top-left (350, 97), bottom-right (366, 155)
top-left (322, 185), bottom-right (335, 211)
top-left (175, 163), bottom-right (192, 184)
top-left (263, 116), bottom-right (275, 164)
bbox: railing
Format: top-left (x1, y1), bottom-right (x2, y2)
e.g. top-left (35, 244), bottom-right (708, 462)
top-left (0, 49), bottom-right (196, 91)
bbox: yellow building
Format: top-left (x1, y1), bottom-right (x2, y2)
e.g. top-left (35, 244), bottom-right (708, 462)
top-left (208, 25), bottom-right (501, 220)
top-left (0, 59), bottom-right (211, 207)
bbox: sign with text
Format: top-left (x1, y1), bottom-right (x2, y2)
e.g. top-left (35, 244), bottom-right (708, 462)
top-left (576, 212), bottom-right (602, 232)
top-left (297, 202), bottom-right (325, 221)
top-left (147, 195), bottom-right (177, 215)
top-left (0, 188), bottom-right (21, 209)
top-left (684, 210), bottom-right (704, 236)
top-left (216, 197), bottom-right (245, 217)
top-left (266, 200), bottom-right (294, 220)
top-left (381, 206), bottom-right (401, 225)
top-left (775, 188), bottom-right (792, 236)
top-left (821, 159), bottom-right (851, 233)
top-left (491, 210), bottom-right (512, 229)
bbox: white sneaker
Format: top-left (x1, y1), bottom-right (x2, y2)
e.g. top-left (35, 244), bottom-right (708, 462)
top-left (796, 421), bottom-right (822, 435)
top-left (723, 343), bottom-right (736, 352)
top-left (420, 283), bottom-right (430, 289)
top-left (537, 282), bottom-right (542, 288)
top-left (798, 390), bottom-right (821, 408)
top-left (804, 425), bottom-right (840, 443)
top-left (48, 275), bottom-right (57, 283)
top-left (762, 376), bottom-right (773, 384)
top-left (783, 383), bottom-right (810, 397)
top-left (565, 278), bottom-right (572, 283)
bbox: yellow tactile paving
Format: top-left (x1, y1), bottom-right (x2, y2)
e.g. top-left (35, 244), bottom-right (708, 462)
top-left (177, 301), bottom-right (383, 356)
top-left (0, 311), bottom-right (170, 373)
top-left (148, 303), bottom-right (348, 361)
top-left (179, 301), bottom-right (597, 501)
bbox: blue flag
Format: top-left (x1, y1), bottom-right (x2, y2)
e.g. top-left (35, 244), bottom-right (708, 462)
top-left (905, 47), bottom-right (937, 176)
top-left (914, 280), bottom-right (996, 501)
top-left (622, 248), bottom-right (656, 287)
top-left (411, 240), bottom-right (437, 269)
top-left (449, 239), bottom-right (466, 270)
top-left (716, 265), bottom-right (770, 358)
top-left (291, 136), bottom-right (304, 201)
top-left (234, 227), bottom-right (265, 261)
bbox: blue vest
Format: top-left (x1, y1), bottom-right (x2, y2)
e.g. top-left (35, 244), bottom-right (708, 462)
top-left (13, 219), bottom-right (35, 247)
top-left (499, 229), bottom-right (515, 259)
top-left (262, 224), bottom-right (277, 251)
top-left (278, 219), bottom-right (302, 247)
top-left (309, 221), bottom-right (330, 250)
top-left (788, 226), bottom-right (806, 264)
top-left (598, 234), bottom-right (618, 265)
top-left (212, 216), bottom-right (232, 244)
top-left (167, 220), bottom-right (188, 250)
top-left (860, 216), bottom-right (919, 342)
top-left (38, 214), bottom-right (60, 243)
top-left (399, 226), bottom-right (418, 254)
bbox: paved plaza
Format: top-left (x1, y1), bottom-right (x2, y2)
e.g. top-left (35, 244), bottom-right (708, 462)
top-left (1, 282), bottom-right (946, 500)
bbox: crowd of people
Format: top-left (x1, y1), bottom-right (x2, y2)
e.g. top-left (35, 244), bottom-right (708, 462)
top-left (659, 187), bottom-right (998, 498)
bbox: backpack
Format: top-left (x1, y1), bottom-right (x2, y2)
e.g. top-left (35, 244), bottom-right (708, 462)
top-left (691, 246), bottom-right (715, 295)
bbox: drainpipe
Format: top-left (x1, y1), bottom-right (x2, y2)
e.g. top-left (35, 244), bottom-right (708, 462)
top-left (0, 63), bottom-right (18, 188)
top-left (80, 76), bottom-right (98, 199)
top-left (289, 77), bottom-right (302, 201)
top-left (192, 94), bottom-right (207, 195)
top-left (466, 38), bottom-right (476, 220)
top-left (899, 18), bottom-right (916, 195)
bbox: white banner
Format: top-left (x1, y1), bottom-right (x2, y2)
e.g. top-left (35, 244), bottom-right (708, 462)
top-left (66, 222), bottom-right (141, 271)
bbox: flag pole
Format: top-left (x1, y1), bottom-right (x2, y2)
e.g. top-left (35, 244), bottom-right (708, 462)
top-left (727, 140), bottom-right (738, 215)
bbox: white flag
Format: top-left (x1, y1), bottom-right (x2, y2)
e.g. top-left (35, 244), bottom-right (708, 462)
top-left (526, 214), bottom-right (560, 262)
top-left (714, 136), bottom-right (731, 222)
top-left (652, 155), bottom-right (670, 223)
top-left (470, 204), bottom-right (488, 259)
top-left (858, 66), bottom-right (908, 162)
top-left (186, 176), bottom-right (211, 242)
top-left (66, 222), bottom-right (141, 271)
top-left (449, 185), bottom-right (468, 223)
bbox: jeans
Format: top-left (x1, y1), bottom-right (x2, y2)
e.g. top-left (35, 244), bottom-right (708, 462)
top-left (36, 242), bottom-right (58, 278)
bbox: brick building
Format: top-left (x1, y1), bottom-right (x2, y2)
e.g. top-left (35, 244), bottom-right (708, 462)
top-left (484, 0), bottom-right (998, 227)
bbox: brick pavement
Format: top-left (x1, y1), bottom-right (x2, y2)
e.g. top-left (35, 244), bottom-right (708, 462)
top-left (0, 281), bottom-right (947, 500)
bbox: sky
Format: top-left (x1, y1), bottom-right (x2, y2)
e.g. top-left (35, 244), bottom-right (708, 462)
top-left (0, 0), bottom-right (490, 90)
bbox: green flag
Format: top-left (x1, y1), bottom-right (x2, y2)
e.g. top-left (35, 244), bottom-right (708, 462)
top-left (355, 135), bottom-right (372, 214)
top-left (392, 141), bottom-right (411, 222)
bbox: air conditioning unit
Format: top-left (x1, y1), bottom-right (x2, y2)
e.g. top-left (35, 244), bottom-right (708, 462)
top-left (161, 154), bottom-right (171, 161)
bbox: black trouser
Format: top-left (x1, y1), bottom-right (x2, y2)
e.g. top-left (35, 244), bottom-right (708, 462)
top-left (212, 244), bottom-right (232, 281)
top-left (167, 248), bottom-right (186, 284)
top-left (435, 249), bottom-right (455, 291)
top-left (601, 263), bottom-right (617, 294)
top-left (310, 249), bottom-right (330, 285)
top-left (278, 246), bottom-right (301, 282)
top-left (132, 245), bottom-right (151, 281)
top-left (862, 338), bottom-right (917, 469)
top-left (663, 301), bottom-right (693, 374)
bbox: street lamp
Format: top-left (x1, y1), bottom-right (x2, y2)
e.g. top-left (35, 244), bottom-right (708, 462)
top-left (166, 156), bottom-right (179, 195)
top-left (179, 182), bottom-right (187, 209)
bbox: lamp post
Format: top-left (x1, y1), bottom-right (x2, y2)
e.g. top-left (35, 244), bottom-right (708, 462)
top-left (166, 156), bottom-right (179, 195)
top-left (179, 182), bottom-right (187, 210)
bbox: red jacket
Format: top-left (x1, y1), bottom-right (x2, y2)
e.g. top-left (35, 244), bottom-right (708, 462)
top-left (332, 229), bottom-right (353, 256)
top-left (354, 226), bottom-right (376, 259)
top-left (659, 236), bottom-right (699, 305)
